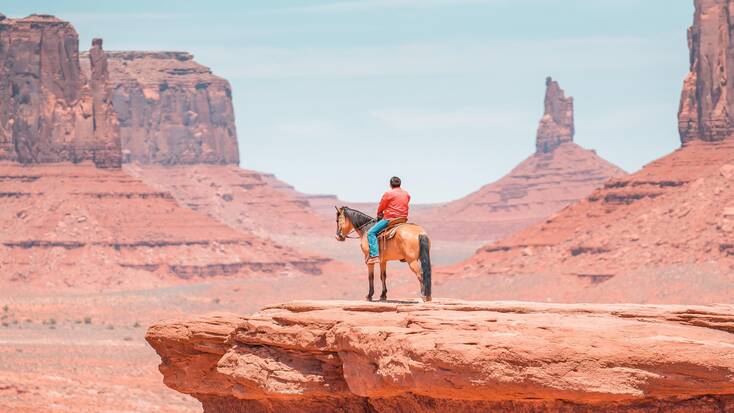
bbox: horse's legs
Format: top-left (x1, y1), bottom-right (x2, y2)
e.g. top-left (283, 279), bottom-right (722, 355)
top-left (366, 263), bottom-right (375, 301)
top-left (407, 260), bottom-right (425, 299)
top-left (379, 261), bottom-right (388, 301)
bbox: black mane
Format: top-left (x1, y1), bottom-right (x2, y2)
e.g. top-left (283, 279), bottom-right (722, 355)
top-left (342, 207), bottom-right (377, 231)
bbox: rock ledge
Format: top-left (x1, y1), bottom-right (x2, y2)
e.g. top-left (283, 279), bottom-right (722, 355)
top-left (147, 300), bottom-right (734, 412)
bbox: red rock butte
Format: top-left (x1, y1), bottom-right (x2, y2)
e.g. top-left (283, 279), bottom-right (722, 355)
top-left (414, 77), bottom-right (624, 242)
top-left (147, 300), bottom-right (734, 412)
top-left (82, 45), bottom-right (332, 244)
top-left (0, 14), bottom-right (121, 168)
top-left (86, 44), bottom-right (334, 247)
top-left (90, 51), bottom-right (240, 165)
top-left (447, 0), bottom-right (734, 302)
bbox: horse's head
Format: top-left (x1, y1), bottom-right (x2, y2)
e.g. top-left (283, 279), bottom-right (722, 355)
top-left (335, 206), bottom-right (353, 242)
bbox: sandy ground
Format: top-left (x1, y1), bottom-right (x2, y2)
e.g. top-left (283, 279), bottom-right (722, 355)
top-left (0, 267), bottom-right (424, 413)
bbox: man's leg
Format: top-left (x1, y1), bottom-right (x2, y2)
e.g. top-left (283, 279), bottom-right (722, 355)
top-left (367, 219), bottom-right (389, 257)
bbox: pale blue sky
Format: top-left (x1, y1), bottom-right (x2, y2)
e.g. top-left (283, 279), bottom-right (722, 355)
top-left (1, 0), bottom-right (693, 202)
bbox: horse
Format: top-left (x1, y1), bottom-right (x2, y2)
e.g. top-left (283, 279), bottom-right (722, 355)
top-left (335, 206), bottom-right (432, 302)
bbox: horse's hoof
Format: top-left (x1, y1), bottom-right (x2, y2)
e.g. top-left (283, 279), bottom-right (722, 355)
top-left (422, 296), bottom-right (432, 302)
top-left (379, 296), bottom-right (387, 302)
top-left (366, 296), bottom-right (373, 302)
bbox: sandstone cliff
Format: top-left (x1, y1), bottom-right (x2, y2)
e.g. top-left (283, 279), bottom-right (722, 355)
top-left (679, 0), bottom-right (734, 142)
top-left (414, 78), bottom-right (624, 242)
top-left (147, 300), bottom-right (734, 412)
top-left (86, 51), bottom-right (239, 165)
top-left (0, 15), bottom-right (121, 168)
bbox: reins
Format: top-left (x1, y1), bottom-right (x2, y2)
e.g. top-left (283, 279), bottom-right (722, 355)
top-left (338, 208), bottom-right (377, 239)
top-left (344, 220), bottom-right (375, 239)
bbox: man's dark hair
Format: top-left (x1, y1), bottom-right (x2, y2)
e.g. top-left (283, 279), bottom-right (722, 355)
top-left (390, 176), bottom-right (401, 188)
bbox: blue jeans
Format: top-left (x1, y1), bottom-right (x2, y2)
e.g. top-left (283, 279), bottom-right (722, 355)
top-left (367, 219), bottom-right (390, 257)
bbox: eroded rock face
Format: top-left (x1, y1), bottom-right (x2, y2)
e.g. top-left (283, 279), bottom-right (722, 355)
top-left (679, 0), bottom-right (734, 143)
top-left (0, 15), bottom-right (121, 168)
top-left (147, 300), bottom-right (734, 412)
top-left (536, 76), bottom-right (574, 153)
top-left (98, 51), bottom-right (239, 165)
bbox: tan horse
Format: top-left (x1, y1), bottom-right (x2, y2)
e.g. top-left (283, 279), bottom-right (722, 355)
top-left (335, 206), bottom-right (432, 302)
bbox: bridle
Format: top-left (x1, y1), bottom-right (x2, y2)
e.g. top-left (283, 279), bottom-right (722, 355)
top-left (336, 208), bottom-right (373, 240)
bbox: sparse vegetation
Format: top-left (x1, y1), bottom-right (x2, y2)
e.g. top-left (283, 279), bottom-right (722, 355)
top-left (2, 305), bottom-right (8, 312)
top-left (133, 321), bottom-right (141, 328)
top-left (43, 318), bottom-right (56, 326)
top-left (84, 316), bottom-right (92, 324)
top-left (106, 324), bottom-right (114, 330)
top-left (123, 337), bottom-right (133, 341)
top-left (212, 297), bottom-right (221, 304)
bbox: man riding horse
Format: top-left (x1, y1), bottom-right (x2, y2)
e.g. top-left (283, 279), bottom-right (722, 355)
top-left (334, 176), bottom-right (431, 302)
top-left (366, 176), bottom-right (410, 265)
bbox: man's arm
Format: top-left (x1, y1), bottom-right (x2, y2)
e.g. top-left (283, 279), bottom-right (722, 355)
top-left (376, 192), bottom-right (390, 219)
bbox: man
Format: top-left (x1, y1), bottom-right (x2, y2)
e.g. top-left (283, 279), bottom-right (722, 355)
top-left (366, 176), bottom-right (410, 264)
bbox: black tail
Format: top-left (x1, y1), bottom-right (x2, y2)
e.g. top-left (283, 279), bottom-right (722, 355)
top-left (419, 234), bottom-right (431, 298)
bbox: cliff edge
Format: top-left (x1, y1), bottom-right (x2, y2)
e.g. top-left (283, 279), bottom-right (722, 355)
top-left (147, 300), bottom-right (734, 412)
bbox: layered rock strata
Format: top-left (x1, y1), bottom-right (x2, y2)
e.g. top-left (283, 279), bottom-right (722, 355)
top-left (147, 300), bottom-right (734, 412)
top-left (414, 78), bottom-right (623, 242)
top-left (452, 139), bottom-right (734, 289)
top-left (0, 162), bottom-right (330, 292)
top-left (123, 164), bottom-right (332, 239)
top-left (0, 15), bottom-right (121, 168)
top-left (90, 51), bottom-right (239, 165)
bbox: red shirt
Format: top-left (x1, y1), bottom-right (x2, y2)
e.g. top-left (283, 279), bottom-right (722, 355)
top-left (377, 187), bottom-right (410, 220)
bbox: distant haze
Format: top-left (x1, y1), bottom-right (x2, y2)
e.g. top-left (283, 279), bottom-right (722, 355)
top-left (1, 0), bottom-right (693, 203)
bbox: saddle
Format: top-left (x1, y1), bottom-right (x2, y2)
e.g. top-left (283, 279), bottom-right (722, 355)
top-left (377, 217), bottom-right (409, 241)
top-left (377, 218), bottom-right (415, 262)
